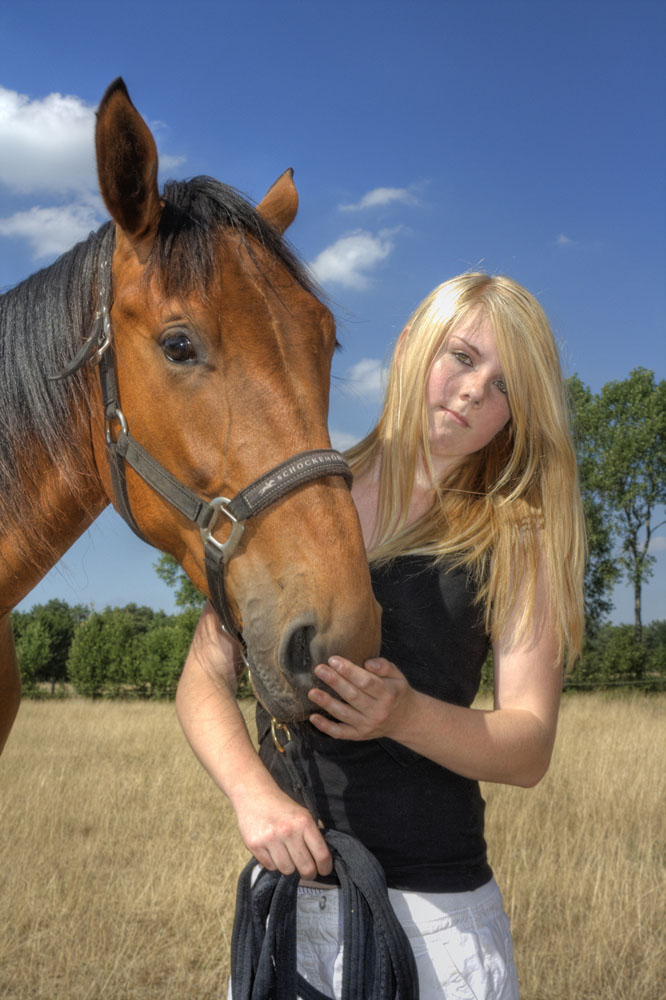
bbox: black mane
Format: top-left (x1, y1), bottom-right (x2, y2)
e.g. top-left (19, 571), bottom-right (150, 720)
top-left (152, 177), bottom-right (318, 298)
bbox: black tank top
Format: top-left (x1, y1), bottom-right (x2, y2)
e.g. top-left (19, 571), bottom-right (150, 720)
top-left (257, 555), bottom-right (493, 892)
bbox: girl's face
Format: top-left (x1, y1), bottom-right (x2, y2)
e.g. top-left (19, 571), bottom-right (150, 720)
top-left (425, 314), bottom-right (511, 474)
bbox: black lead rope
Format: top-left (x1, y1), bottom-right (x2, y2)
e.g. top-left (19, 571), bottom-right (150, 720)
top-left (229, 739), bottom-right (419, 1000)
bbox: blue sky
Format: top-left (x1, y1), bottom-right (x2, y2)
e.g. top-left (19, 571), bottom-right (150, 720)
top-left (1, 0), bottom-right (664, 623)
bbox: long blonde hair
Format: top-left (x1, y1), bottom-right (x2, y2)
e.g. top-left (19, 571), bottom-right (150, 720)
top-left (346, 273), bottom-right (585, 667)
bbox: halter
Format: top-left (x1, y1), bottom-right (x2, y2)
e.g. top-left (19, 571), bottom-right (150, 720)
top-left (50, 228), bottom-right (352, 654)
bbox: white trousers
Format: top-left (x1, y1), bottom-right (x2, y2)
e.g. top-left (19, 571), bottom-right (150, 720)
top-left (230, 876), bottom-right (520, 999)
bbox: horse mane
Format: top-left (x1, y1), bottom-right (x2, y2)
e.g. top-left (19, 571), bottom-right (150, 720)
top-left (0, 176), bottom-right (320, 545)
top-left (151, 177), bottom-right (319, 299)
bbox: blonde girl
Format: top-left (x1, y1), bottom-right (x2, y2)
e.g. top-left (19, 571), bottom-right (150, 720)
top-left (177, 272), bottom-right (585, 999)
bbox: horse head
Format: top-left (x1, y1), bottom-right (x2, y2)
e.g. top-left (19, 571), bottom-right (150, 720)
top-left (91, 79), bottom-right (381, 721)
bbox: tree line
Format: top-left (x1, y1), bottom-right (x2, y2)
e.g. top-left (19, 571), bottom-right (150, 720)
top-left (11, 369), bottom-right (666, 698)
top-left (11, 601), bottom-right (200, 700)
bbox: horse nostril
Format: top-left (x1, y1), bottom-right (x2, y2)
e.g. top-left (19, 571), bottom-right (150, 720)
top-left (285, 624), bottom-right (315, 679)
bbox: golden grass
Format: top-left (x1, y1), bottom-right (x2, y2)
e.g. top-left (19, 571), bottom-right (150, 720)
top-left (0, 694), bottom-right (664, 999)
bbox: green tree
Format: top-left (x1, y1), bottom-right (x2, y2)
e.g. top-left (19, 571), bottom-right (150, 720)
top-left (644, 620), bottom-right (666, 684)
top-left (568, 369), bottom-right (666, 642)
top-left (139, 614), bottom-right (196, 698)
top-left (9, 609), bottom-right (29, 646)
top-left (154, 556), bottom-right (254, 700)
top-left (154, 554), bottom-right (206, 611)
top-left (68, 604), bottom-right (194, 700)
top-left (15, 619), bottom-right (51, 695)
top-left (67, 613), bottom-right (109, 699)
top-left (32, 600), bottom-right (88, 692)
top-left (103, 608), bottom-right (143, 697)
top-left (591, 624), bottom-right (647, 683)
top-left (567, 376), bottom-right (621, 632)
top-left (67, 607), bottom-right (145, 698)
top-left (11, 601), bottom-right (89, 693)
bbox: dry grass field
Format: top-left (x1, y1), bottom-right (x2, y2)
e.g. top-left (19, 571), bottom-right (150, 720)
top-left (0, 694), bottom-right (664, 999)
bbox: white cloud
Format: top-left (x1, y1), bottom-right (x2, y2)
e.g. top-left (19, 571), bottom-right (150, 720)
top-left (310, 229), bottom-right (396, 289)
top-left (339, 186), bottom-right (418, 212)
top-left (555, 233), bottom-right (574, 246)
top-left (329, 429), bottom-right (360, 452)
top-left (347, 357), bottom-right (386, 401)
top-left (648, 536), bottom-right (666, 553)
top-left (159, 152), bottom-right (187, 172)
top-left (0, 86), bottom-right (97, 194)
top-left (0, 86), bottom-right (186, 259)
top-left (0, 86), bottom-right (186, 194)
top-left (0, 198), bottom-right (105, 259)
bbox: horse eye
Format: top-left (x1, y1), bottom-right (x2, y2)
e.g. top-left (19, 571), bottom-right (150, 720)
top-left (162, 331), bottom-right (197, 363)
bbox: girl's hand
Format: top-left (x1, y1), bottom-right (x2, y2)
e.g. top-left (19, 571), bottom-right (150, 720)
top-left (234, 784), bottom-right (332, 880)
top-left (308, 656), bottom-right (414, 741)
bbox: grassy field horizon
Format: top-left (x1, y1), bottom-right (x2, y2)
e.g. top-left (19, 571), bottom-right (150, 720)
top-left (1, 694), bottom-right (664, 999)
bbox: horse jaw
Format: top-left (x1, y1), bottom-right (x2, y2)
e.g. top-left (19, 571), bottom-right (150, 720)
top-left (222, 494), bottom-right (382, 723)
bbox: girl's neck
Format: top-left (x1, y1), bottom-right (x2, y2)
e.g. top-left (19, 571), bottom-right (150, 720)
top-left (352, 453), bottom-right (440, 550)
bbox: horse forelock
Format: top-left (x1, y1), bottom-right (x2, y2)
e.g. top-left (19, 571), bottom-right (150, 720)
top-left (148, 177), bottom-right (322, 302)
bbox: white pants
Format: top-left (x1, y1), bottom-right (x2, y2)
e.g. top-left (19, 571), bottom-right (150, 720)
top-left (229, 876), bottom-right (519, 998)
top-left (294, 877), bottom-right (519, 999)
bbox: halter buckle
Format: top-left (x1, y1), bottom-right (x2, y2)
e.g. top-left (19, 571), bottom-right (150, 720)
top-left (105, 405), bottom-right (128, 445)
top-left (90, 306), bottom-right (113, 366)
top-left (200, 497), bottom-right (245, 563)
top-left (271, 718), bottom-right (292, 753)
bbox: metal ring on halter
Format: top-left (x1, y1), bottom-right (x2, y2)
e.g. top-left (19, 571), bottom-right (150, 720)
top-left (105, 406), bottom-right (128, 445)
top-left (90, 307), bottom-right (113, 366)
top-left (200, 496), bottom-right (245, 564)
top-left (270, 718), bottom-right (292, 753)
top-left (217, 621), bottom-right (250, 670)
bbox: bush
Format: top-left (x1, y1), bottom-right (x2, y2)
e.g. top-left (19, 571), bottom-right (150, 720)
top-left (138, 616), bottom-right (195, 699)
top-left (568, 621), bottom-right (666, 689)
top-left (67, 605), bottom-right (199, 700)
top-left (12, 600), bottom-right (89, 696)
top-left (15, 619), bottom-right (51, 697)
top-left (67, 613), bottom-right (110, 699)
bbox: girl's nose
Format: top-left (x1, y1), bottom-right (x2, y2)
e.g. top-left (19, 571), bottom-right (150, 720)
top-left (461, 376), bottom-right (484, 406)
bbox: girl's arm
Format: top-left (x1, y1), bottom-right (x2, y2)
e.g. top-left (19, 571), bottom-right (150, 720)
top-left (176, 601), bottom-right (332, 878)
top-left (308, 554), bottom-right (562, 788)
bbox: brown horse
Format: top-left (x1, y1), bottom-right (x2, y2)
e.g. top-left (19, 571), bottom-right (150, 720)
top-left (0, 79), bottom-right (380, 753)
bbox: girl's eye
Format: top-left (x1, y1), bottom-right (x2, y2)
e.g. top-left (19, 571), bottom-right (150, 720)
top-left (495, 379), bottom-right (508, 395)
top-left (453, 351), bottom-right (472, 366)
top-left (162, 331), bottom-right (197, 364)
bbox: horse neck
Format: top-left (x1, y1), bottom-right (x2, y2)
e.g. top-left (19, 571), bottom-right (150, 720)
top-left (0, 232), bottom-right (113, 613)
top-left (0, 424), bottom-right (108, 614)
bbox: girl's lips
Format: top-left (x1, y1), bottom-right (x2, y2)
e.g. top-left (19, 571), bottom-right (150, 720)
top-left (442, 407), bottom-right (469, 427)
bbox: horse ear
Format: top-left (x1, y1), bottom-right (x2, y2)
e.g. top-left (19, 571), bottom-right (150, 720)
top-left (256, 168), bottom-right (299, 235)
top-left (95, 78), bottom-right (162, 250)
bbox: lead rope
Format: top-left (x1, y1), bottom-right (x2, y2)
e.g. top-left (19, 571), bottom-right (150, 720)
top-left (229, 728), bottom-right (419, 1000)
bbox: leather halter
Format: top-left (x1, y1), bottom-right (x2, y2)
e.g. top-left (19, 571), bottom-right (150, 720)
top-left (50, 228), bottom-right (353, 653)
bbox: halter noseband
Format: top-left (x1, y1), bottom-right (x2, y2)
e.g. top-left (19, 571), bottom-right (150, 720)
top-left (50, 228), bottom-right (352, 654)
